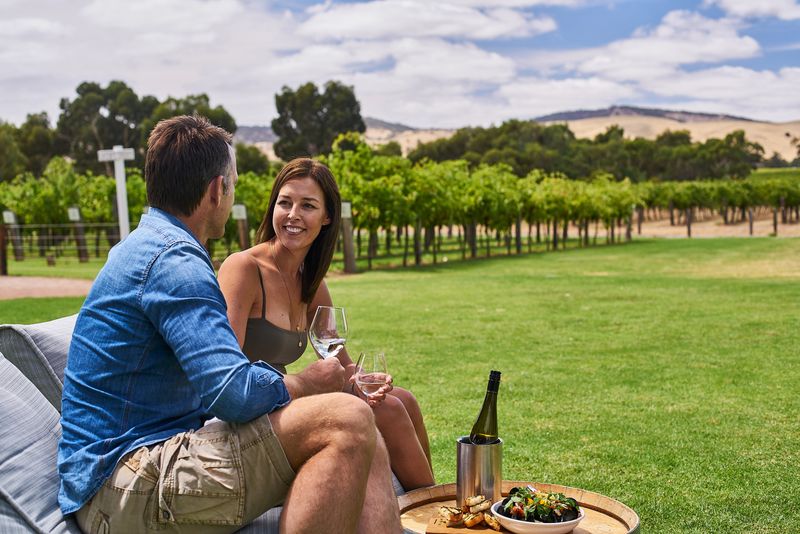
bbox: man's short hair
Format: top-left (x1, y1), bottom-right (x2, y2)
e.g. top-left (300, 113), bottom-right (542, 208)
top-left (145, 115), bottom-right (233, 217)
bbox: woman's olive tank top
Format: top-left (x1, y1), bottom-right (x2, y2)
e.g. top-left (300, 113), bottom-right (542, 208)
top-left (241, 262), bottom-right (307, 374)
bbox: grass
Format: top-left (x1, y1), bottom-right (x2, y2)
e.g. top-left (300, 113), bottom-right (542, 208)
top-left (4, 229), bottom-right (616, 279)
top-left (4, 256), bottom-right (107, 279)
top-left (4, 238), bottom-right (799, 533)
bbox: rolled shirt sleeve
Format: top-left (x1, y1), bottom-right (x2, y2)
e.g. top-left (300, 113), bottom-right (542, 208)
top-left (141, 241), bottom-right (290, 422)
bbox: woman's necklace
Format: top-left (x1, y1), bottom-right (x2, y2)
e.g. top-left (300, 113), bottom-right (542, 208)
top-left (271, 243), bottom-right (304, 346)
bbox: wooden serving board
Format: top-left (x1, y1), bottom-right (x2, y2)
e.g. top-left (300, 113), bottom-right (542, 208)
top-left (398, 481), bottom-right (640, 534)
top-left (425, 514), bottom-right (499, 533)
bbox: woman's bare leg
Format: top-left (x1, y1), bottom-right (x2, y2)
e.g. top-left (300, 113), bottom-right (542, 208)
top-left (389, 387), bottom-right (433, 469)
top-left (373, 395), bottom-right (434, 490)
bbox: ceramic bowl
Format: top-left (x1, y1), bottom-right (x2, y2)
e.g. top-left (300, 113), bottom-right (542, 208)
top-left (489, 500), bottom-right (585, 534)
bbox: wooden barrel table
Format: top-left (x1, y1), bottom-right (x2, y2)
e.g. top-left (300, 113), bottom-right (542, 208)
top-left (399, 481), bottom-right (640, 534)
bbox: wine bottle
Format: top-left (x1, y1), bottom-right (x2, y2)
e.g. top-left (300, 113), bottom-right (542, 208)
top-left (469, 370), bottom-right (501, 444)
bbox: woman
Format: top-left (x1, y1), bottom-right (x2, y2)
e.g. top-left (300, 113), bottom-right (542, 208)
top-left (218, 157), bottom-right (434, 490)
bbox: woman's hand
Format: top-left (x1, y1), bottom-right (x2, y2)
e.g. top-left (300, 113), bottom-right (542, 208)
top-left (349, 373), bottom-right (394, 407)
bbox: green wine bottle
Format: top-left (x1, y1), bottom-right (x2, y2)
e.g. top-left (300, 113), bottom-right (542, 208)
top-left (469, 370), bottom-right (501, 444)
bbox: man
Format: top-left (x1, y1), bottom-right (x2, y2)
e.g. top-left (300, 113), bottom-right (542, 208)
top-left (58, 115), bottom-right (402, 533)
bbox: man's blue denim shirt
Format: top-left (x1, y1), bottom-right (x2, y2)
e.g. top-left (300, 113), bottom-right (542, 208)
top-left (58, 208), bottom-right (290, 514)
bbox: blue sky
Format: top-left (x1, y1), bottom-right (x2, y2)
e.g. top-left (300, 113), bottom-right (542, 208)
top-left (1, 0), bottom-right (799, 128)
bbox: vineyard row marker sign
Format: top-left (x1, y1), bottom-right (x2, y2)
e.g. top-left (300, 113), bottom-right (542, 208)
top-left (97, 145), bottom-right (135, 240)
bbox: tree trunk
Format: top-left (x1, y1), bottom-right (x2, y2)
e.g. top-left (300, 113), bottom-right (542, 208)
top-left (424, 225), bottom-right (434, 252)
top-left (527, 223), bottom-right (533, 253)
top-left (536, 221), bottom-right (541, 244)
top-left (432, 227), bottom-right (438, 265)
top-left (625, 216), bottom-right (632, 242)
top-left (584, 220), bottom-right (590, 247)
top-left (637, 206), bottom-right (643, 235)
top-left (368, 229), bottom-right (378, 270)
top-left (780, 197), bottom-right (787, 223)
top-left (686, 208), bottom-right (692, 238)
top-left (773, 208), bottom-right (779, 236)
top-left (403, 225), bottom-right (409, 267)
top-left (669, 201), bottom-right (675, 226)
top-left (414, 219), bottom-right (422, 266)
top-left (515, 216), bottom-right (522, 254)
top-left (357, 230), bottom-right (362, 258)
top-left (545, 220), bottom-right (550, 251)
top-left (562, 220), bottom-right (568, 249)
top-left (748, 208), bottom-right (754, 236)
top-left (552, 219), bottom-right (559, 250)
top-left (469, 222), bottom-right (477, 258)
top-left (485, 224), bottom-right (491, 257)
top-left (384, 227), bottom-right (391, 255)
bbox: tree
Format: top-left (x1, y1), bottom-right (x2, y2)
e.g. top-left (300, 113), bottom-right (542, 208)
top-left (142, 94), bottom-right (236, 144)
top-left (56, 81), bottom-right (158, 174)
top-left (235, 143), bottom-right (269, 175)
top-left (0, 122), bottom-right (27, 182)
top-left (271, 81), bottom-right (365, 160)
top-left (15, 112), bottom-right (57, 176)
top-left (373, 141), bottom-right (402, 157)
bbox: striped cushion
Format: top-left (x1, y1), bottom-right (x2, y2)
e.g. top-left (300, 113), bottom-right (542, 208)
top-left (0, 315), bottom-right (405, 534)
top-left (0, 352), bottom-right (81, 533)
top-left (0, 315), bottom-right (77, 412)
top-left (0, 496), bottom-right (37, 532)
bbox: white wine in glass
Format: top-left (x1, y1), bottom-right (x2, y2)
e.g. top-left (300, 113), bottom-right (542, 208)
top-left (354, 352), bottom-right (389, 398)
top-left (309, 306), bottom-right (348, 359)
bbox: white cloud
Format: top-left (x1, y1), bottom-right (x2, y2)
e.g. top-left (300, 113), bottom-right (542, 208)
top-left (643, 66), bottom-right (800, 121)
top-left (497, 76), bottom-right (639, 118)
top-left (446, 0), bottom-right (584, 6)
top-left (704, 0), bottom-right (800, 21)
top-left (525, 10), bottom-right (759, 82)
top-left (0, 0), bottom-right (798, 129)
top-left (81, 0), bottom-right (244, 32)
top-left (299, 0), bottom-right (556, 41)
top-left (0, 18), bottom-right (66, 37)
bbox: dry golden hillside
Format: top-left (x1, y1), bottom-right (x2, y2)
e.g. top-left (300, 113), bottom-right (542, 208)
top-left (254, 116), bottom-right (800, 161)
top-left (545, 116), bottom-right (800, 161)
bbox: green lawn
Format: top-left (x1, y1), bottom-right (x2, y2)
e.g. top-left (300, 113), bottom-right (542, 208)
top-left (3, 238), bottom-right (799, 533)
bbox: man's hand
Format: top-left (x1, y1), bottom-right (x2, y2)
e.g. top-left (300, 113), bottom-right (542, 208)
top-left (284, 357), bottom-right (346, 399)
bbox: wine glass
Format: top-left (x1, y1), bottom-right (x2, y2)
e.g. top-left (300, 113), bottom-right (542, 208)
top-left (354, 352), bottom-right (389, 399)
top-left (309, 306), bottom-right (348, 359)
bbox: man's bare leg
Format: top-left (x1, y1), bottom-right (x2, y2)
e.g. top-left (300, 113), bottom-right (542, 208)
top-left (357, 433), bottom-right (403, 534)
top-left (268, 392), bottom-right (377, 534)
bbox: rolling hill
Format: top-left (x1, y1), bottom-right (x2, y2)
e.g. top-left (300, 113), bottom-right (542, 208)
top-left (238, 106), bottom-right (800, 161)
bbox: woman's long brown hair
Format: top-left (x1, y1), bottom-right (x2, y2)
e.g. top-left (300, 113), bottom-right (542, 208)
top-left (255, 158), bottom-right (341, 303)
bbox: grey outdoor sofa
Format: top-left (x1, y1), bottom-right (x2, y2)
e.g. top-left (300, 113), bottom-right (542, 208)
top-left (0, 315), bottom-right (405, 533)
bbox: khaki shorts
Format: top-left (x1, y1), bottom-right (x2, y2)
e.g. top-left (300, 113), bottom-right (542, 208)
top-left (75, 414), bottom-right (295, 534)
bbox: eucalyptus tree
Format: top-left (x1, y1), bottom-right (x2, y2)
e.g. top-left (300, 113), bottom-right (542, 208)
top-left (0, 122), bottom-right (27, 181)
top-left (272, 81), bottom-right (365, 160)
top-left (15, 112), bottom-right (56, 176)
top-left (56, 81), bottom-right (158, 174)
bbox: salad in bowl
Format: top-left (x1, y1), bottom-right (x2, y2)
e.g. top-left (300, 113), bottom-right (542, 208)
top-left (492, 486), bottom-right (584, 534)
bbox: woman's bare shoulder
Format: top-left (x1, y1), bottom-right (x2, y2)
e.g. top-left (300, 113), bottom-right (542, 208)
top-left (218, 249), bottom-right (261, 282)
